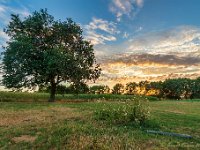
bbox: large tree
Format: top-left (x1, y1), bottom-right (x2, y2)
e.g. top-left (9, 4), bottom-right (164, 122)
top-left (2, 9), bottom-right (101, 102)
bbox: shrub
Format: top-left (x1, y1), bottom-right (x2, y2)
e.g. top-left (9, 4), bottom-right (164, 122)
top-left (94, 99), bottom-right (150, 125)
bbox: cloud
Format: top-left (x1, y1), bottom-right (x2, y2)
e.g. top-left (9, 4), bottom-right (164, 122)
top-left (95, 70), bottom-right (200, 88)
top-left (0, 30), bottom-right (9, 41)
top-left (84, 30), bottom-right (116, 45)
top-left (97, 54), bottom-right (200, 86)
top-left (0, 30), bottom-right (9, 48)
top-left (135, 0), bottom-right (144, 8)
top-left (123, 32), bottom-right (129, 38)
top-left (126, 26), bottom-right (200, 56)
top-left (98, 53), bottom-right (200, 82)
top-left (94, 25), bottom-right (200, 86)
top-left (84, 17), bottom-right (119, 45)
top-left (100, 54), bottom-right (200, 67)
top-left (109, 0), bottom-right (144, 21)
top-left (0, 3), bottom-right (30, 25)
top-left (0, 1), bottom-right (30, 51)
top-left (135, 26), bottom-right (143, 32)
top-left (95, 26), bottom-right (200, 57)
top-left (85, 18), bottom-right (119, 34)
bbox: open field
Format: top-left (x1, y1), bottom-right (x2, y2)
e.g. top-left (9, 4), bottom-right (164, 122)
top-left (0, 95), bottom-right (200, 149)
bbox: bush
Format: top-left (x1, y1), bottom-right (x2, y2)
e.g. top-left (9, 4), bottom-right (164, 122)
top-left (94, 99), bottom-right (150, 125)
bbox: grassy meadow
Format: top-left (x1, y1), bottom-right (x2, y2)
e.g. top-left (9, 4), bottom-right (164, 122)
top-left (0, 92), bottom-right (200, 149)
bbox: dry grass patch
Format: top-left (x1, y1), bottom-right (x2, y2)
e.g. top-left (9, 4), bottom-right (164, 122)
top-left (0, 106), bottom-right (81, 127)
top-left (66, 135), bottom-right (144, 150)
top-left (164, 110), bottom-right (186, 114)
top-left (12, 135), bottom-right (37, 143)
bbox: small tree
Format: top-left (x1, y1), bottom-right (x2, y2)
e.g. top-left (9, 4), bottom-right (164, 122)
top-left (112, 83), bottom-right (124, 94)
top-left (125, 82), bottom-right (137, 95)
top-left (138, 81), bottom-right (149, 95)
top-left (2, 9), bottom-right (101, 102)
top-left (103, 85), bottom-right (110, 94)
top-left (146, 81), bottom-right (163, 97)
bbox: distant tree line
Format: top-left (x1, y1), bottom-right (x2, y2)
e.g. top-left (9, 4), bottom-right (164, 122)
top-left (38, 77), bottom-right (200, 99)
top-left (112, 77), bottom-right (200, 99)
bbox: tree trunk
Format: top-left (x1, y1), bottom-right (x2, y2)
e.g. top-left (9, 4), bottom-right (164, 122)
top-left (49, 83), bottom-right (56, 102)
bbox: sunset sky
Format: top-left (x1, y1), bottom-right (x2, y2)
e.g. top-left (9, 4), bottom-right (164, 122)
top-left (0, 0), bottom-right (200, 87)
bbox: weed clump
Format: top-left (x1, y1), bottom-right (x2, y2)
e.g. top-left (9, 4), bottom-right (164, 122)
top-left (94, 99), bottom-right (150, 125)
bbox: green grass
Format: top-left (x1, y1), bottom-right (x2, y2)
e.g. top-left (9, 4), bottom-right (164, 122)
top-left (0, 98), bottom-right (200, 149)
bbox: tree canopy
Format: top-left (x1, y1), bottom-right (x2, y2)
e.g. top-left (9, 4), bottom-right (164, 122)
top-left (2, 9), bottom-right (101, 101)
top-left (125, 82), bottom-right (137, 95)
top-left (112, 83), bottom-right (124, 94)
top-left (89, 85), bottom-right (110, 94)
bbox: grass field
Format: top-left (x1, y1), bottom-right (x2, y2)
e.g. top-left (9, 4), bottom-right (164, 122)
top-left (0, 92), bottom-right (200, 149)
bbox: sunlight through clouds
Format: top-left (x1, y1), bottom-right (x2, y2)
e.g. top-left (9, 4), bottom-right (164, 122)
top-left (94, 25), bottom-right (200, 85)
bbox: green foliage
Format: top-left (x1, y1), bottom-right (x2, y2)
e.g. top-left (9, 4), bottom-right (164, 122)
top-left (191, 77), bottom-right (200, 98)
top-left (56, 85), bottom-right (68, 95)
top-left (70, 82), bottom-right (89, 94)
top-left (89, 85), bottom-right (110, 94)
top-left (94, 99), bottom-right (150, 125)
top-left (162, 78), bottom-right (192, 99)
top-left (2, 9), bottom-right (101, 101)
top-left (112, 83), bottom-right (124, 94)
top-left (38, 84), bottom-right (71, 95)
top-left (125, 82), bottom-right (137, 95)
top-left (146, 81), bottom-right (164, 97)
